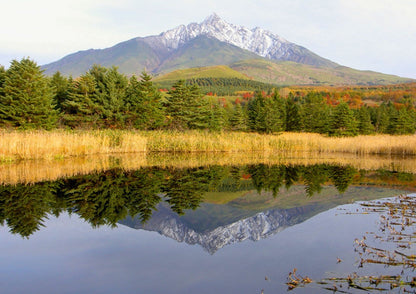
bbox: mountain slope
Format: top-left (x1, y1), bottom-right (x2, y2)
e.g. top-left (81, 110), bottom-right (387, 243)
top-left (155, 35), bottom-right (261, 73)
top-left (153, 65), bottom-right (250, 82)
top-left (230, 59), bottom-right (414, 86)
top-left (44, 38), bottom-right (163, 77)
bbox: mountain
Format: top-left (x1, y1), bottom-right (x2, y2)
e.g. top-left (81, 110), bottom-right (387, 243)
top-left (42, 13), bottom-right (414, 85)
top-left (144, 13), bottom-right (337, 68)
top-left (120, 203), bottom-right (315, 254)
top-left (42, 13), bottom-right (336, 77)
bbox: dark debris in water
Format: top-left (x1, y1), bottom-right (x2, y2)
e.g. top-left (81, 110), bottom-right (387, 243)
top-left (286, 194), bottom-right (416, 293)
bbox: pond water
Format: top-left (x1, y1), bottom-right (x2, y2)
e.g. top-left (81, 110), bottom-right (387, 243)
top-left (0, 158), bottom-right (415, 293)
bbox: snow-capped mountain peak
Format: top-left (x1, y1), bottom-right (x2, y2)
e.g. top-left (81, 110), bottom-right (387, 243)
top-left (157, 13), bottom-right (293, 60)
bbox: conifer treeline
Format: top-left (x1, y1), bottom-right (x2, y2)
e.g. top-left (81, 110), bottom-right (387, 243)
top-left (156, 77), bottom-right (276, 96)
top-left (0, 58), bottom-right (415, 136)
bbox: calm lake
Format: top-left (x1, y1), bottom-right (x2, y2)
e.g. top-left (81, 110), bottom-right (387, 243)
top-left (1, 154), bottom-right (415, 293)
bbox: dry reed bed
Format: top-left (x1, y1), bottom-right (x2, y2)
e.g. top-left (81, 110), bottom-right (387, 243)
top-left (1, 129), bottom-right (416, 162)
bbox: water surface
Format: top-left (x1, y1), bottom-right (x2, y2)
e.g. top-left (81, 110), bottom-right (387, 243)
top-left (1, 158), bottom-right (415, 293)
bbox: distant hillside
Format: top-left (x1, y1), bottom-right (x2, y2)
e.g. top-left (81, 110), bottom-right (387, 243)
top-left (154, 65), bottom-right (250, 81)
top-left (230, 59), bottom-right (414, 86)
top-left (43, 38), bottom-right (163, 77)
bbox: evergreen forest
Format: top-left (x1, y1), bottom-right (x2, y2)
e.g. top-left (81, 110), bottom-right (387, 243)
top-left (1, 58), bottom-right (416, 136)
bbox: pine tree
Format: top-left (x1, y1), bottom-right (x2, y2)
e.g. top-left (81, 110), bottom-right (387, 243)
top-left (187, 84), bottom-right (210, 129)
top-left (50, 71), bottom-right (70, 112)
top-left (357, 106), bottom-right (375, 135)
top-left (125, 72), bottom-right (165, 130)
top-left (164, 80), bottom-right (210, 130)
top-left (372, 103), bottom-right (391, 133)
top-left (0, 65), bottom-right (5, 96)
top-left (164, 80), bottom-right (190, 130)
top-left (301, 92), bottom-right (330, 134)
top-left (0, 58), bottom-right (57, 129)
top-left (285, 94), bottom-right (303, 131)
top-left (247, 91), bottom-right (267, 132)
top-left (329, 101), bottom-right (358, 136)
top-left (388, 107), bottom-right (416, 134)
top-left (61, 73), bottom-right (99, 128)
top-left (88, 65), bottom-right (128, 127)
top-left (208, 103), bottom-right (228, 131)
top-left (264, 92), bottom-right (286, 133)
top-left (229, 103), bottom-right (248, 131)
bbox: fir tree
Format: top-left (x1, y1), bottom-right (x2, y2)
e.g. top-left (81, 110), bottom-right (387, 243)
top-left (0, 58), bottom-right (57, 129)
top-left (329, 101), bottom-right (358, 136)
top-left (264, 92), bottom-right (286, 133)
top-left (229, 103), bottom-right (248, 131)
top-left (372, 103), bottom-right (391, 133)
top-left (388, 107), bottom-right (416, 134)
top-left (50, 71), bottom-right (70, 112)
top-left (187, 84), bottom-right (210, 129)
top-left (0, 65), bottom-right (5, 96)
top-left (125, 72), bottom-right (165, 130)
top-left (301, 92), bottom-right (330, 133)
top-left (357, 106), bottom-right (375, 135)
top-left (208, 103), bottom-right (228, 131)
top-left (285, 94), bottom-right (303, 131)
top-left (247, 91), bottom-right (267, 132)
top-left (164, 80), bottom-right (190, 130)
top-left (61, 73), bottom-right (99, 128)
top-left (89, 65), bottom-right (128, 127)
top-left (164, 80), bottom-right (210, 130)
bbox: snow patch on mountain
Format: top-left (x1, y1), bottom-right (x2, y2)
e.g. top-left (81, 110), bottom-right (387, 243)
top-left (149, 13), bottom-right (296, 61)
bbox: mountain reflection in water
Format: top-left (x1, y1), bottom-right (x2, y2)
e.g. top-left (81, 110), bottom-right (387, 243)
top-left (1, 163), bottom-right (413, 244)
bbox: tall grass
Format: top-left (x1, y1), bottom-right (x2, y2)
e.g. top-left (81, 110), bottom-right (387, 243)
top-left (0, 129), bottom-right (147, 161)
top-left (1, 129), bottom-right (416, 162)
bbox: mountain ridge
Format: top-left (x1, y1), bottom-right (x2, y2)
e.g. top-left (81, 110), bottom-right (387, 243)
top-left (42, 13), bottom-right (414, 85)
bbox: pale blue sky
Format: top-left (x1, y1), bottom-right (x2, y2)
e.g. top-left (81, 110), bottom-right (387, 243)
top-left (1, 0), bottom-right (415, 78)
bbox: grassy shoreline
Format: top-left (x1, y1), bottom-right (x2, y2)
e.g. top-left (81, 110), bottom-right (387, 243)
top-left (1, 129), bottom-right (416, 161)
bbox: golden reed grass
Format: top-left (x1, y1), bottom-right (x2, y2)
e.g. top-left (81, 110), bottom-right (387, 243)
top-left (1, 129), bottom-right (416, 161)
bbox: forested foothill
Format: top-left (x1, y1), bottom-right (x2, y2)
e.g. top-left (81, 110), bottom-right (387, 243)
top-left (1, 58), bottom-right (415, 136)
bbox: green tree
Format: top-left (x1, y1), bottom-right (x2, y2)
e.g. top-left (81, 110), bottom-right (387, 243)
top-left (208, 103), bottom-right (228, 131)
top-left (285, 93), bottom-right (303, 131)
top-left (301, 92), bottom-right (330, 134)
top-left (388, 107), bottom-right (416, 134)
top-left (229, 103), bottom-right (248, 131)
top-left (164, 80), bottom-right (210, 130)
top-left (125, 72), bottom-right (165, 130)
top-left (61, 73), bottom-right (100, 128)
top-left (0, 58), bottom-right (57, 129)
top-left (329, 101), bottom-right (358, 136)
top-left (187, 84), bottom-right (210, 129)
top-left (89, 65), bottom-right (128, 128)
top-left (0, 65), bottom-right (5, 96)
top-left (50, 71), bottom-right (70, 112)
top-left (373, 102), bottom-right (394, 133)
top-left (247, 91), bottom-right (285, 133)
top-left (356, 106), bottom-right (375, 135)
top-left (264, 91), bottom-right (286, 133)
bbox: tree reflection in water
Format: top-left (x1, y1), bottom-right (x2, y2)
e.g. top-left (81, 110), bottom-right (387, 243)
top-left (0, 164), bottom-right (414, 238)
